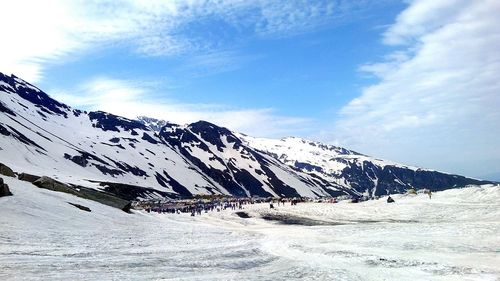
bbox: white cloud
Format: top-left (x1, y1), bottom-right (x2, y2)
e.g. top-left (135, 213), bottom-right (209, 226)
top-left (382, 0), bottom-right (469, 45)
top-left (0, 0), bottom-right (355, 138)
top-left (178, 50), bottom-right (263, 78)
top-left (0, 0), bottom-right (369, 82)
top-left (330, 0), bottom-right (500, 177)
top-left (51, 77), bottom-right (313, 138)
top-left (0, 1), bottom-right (80, 82)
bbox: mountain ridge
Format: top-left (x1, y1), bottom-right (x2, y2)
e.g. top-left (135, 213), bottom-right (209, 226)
top-left (0, 72), bottom-right (494, 199)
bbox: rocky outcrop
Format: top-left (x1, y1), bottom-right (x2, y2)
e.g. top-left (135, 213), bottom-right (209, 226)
top-left (32, 176), bottom-right (131, 212)
top-left (98, 181), bottom-right (178, 201)
top-left (68, 202), bottom-right (91, 212)
top-left (0, 163), bottom-right (15, 177)
top-left (0, 178), bottom-right (13, 197)
top-left (33, 176), bottom-right (75, 194)
top-left (71, 185), bottom-right (132, 212)
top-left (18, 173), bottom-right (41, 183)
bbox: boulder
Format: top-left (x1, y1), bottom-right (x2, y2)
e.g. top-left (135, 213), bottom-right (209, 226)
top-left (0, 178), bottom-right (13, 197)
top-left (18, 173), bottom-right (41, 183)
top-left (0, 163), bottom-right (15, 177)
top-left (33, 176), bottom-right (77, 194)
top-left (32, 176), bottom-right (131, 212)
top-left (73, 185), bottom-right (132, 212)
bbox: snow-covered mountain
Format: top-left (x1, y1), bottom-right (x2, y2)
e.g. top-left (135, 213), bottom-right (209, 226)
top-left (137, 116), bottom-right (171, 132)
top-left (239, 136), bottom-right (482, 197)
top-left (0, 73), bottom-right (493, 199)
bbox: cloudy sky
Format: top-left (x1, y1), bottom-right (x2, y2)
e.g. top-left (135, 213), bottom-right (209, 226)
top-left (0, 0), bottom-right (498, 180)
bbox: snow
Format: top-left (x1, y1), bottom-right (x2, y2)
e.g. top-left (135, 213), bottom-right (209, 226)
top-left (1, 177), bottom-right (499, 280)
top-left (13, 77), bottom-right (41, 92)
top-left (0, 88), bottom-right (224, 196)
top-left (2, 85), bottom-right (340, 198)
top-left (0, 81), bottom-right (14, 91)
top-left (239, 134), bottom-right (423, 189)
top-left (2, 79), bottom-right (491, 198)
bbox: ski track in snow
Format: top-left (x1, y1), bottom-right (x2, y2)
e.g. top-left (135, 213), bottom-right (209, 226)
top-left (1, 177), bottom-right (499, 281)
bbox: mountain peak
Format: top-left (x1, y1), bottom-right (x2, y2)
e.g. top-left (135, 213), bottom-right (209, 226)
top-left (1, 72), bottom-right (494, 199)
top-left (137, 116), bottom-right (173, 132)
top-left (1, 72), bottom-right (71, 118)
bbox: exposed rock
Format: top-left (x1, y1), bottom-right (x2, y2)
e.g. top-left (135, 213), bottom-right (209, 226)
top-left (88, 111), bottom-right (146, 132)
top-left (98, 181), bottom-right (179, 201)
top-left (33, 176), bottom-right (76, 194)
top-left (0, 163), bottom-right (15, 177)
top-left (32, 176), bottom-right (131, 212)
top-left (0, 73), bottom-right (70, 117)
top-left (68, 202), bottom-right (91, 212)
top-left (0, 178), bottom-right (13, 197)
top-left (71, 185), bottom-right (132, 212)
top-left (18, 173), bottom-right (41, 183)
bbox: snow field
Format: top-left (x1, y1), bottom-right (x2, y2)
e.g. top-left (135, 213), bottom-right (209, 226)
top-left (1, 177), bottom-right (499, 280)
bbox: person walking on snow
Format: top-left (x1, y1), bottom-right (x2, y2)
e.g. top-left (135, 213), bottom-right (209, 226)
top-left (428, 190), bottom-right (432, 199)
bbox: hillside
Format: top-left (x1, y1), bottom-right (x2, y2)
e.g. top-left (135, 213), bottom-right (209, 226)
top-left (0, 72), bottom-right (493, 199)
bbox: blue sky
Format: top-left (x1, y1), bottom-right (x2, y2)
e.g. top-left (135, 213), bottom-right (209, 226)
top-left (41, 1), bottom-right (400, 124)
top-left (0, 0), bottom-right (499, 180)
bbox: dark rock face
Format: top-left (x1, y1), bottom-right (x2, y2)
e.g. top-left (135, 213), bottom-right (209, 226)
top-left (0, 101), bottom-right (16, 116)
top-left (294, 162), bottom-right (323, 173)
top-left (141, 132), bottom-right (159, 144)
top-left (64, 151), bottom-right (124, 177)
top-left (335, 161), bottom-right (492, 196)
top-left (32, 176), bottom-right (131, 212)
top-left (98, 181), bottom-right (179, 200)
top-left (160, 121), bottom-right (303, 198)
top-left (0, 163), bottom-right (15, 177)
top-left (18, 173), bottom-right (41, 183)
top-left (0, 124), bottom-right (10, 136)
top-left (375, 166), bottom-right (491, 195)
top-left (68, 202), bottom-right (91, 212)
top-left (160, 123), bottom-right (247, 197)
top-left (88, 111), bottom-right (146, 132)
top-left (73, 185), bottom-right (132, 212)
top-left (103, 157), bottom-right (148, 177)
top-left (153, 171), bottom-right (192, 197)
top-left (0, 73), bottom-right (70, 117)
top-left (188, 121), bottom-right (241, 152)
top-left (0, 178), bottom-right (13, 197)
top-left (33, 176), bottom-right (76, 194)
top-left (0, 124), bottom-right (45, 151)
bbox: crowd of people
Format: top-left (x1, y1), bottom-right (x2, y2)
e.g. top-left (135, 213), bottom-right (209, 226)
top-left (135, 197), bottom-right (266, 216)
top-left (134, 196), bottom-right (309, 216)
top-left (134, 189), bottom-right (435, 216)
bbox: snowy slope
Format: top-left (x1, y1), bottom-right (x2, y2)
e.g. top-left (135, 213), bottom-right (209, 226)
top-left (1, 177), bottom-right (499, 280)
top-left (0, 72), bottom-right (493, 199)
top-left (239, 135), bottom-right (492, 196)
top-left (0, 73), bottom-right (223, 198)
top-left (159, 121), bottom-right (335, 198)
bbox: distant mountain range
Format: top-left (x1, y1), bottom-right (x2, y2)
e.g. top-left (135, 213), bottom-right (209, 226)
top-left (0, 72), bottom-right (494, 199)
